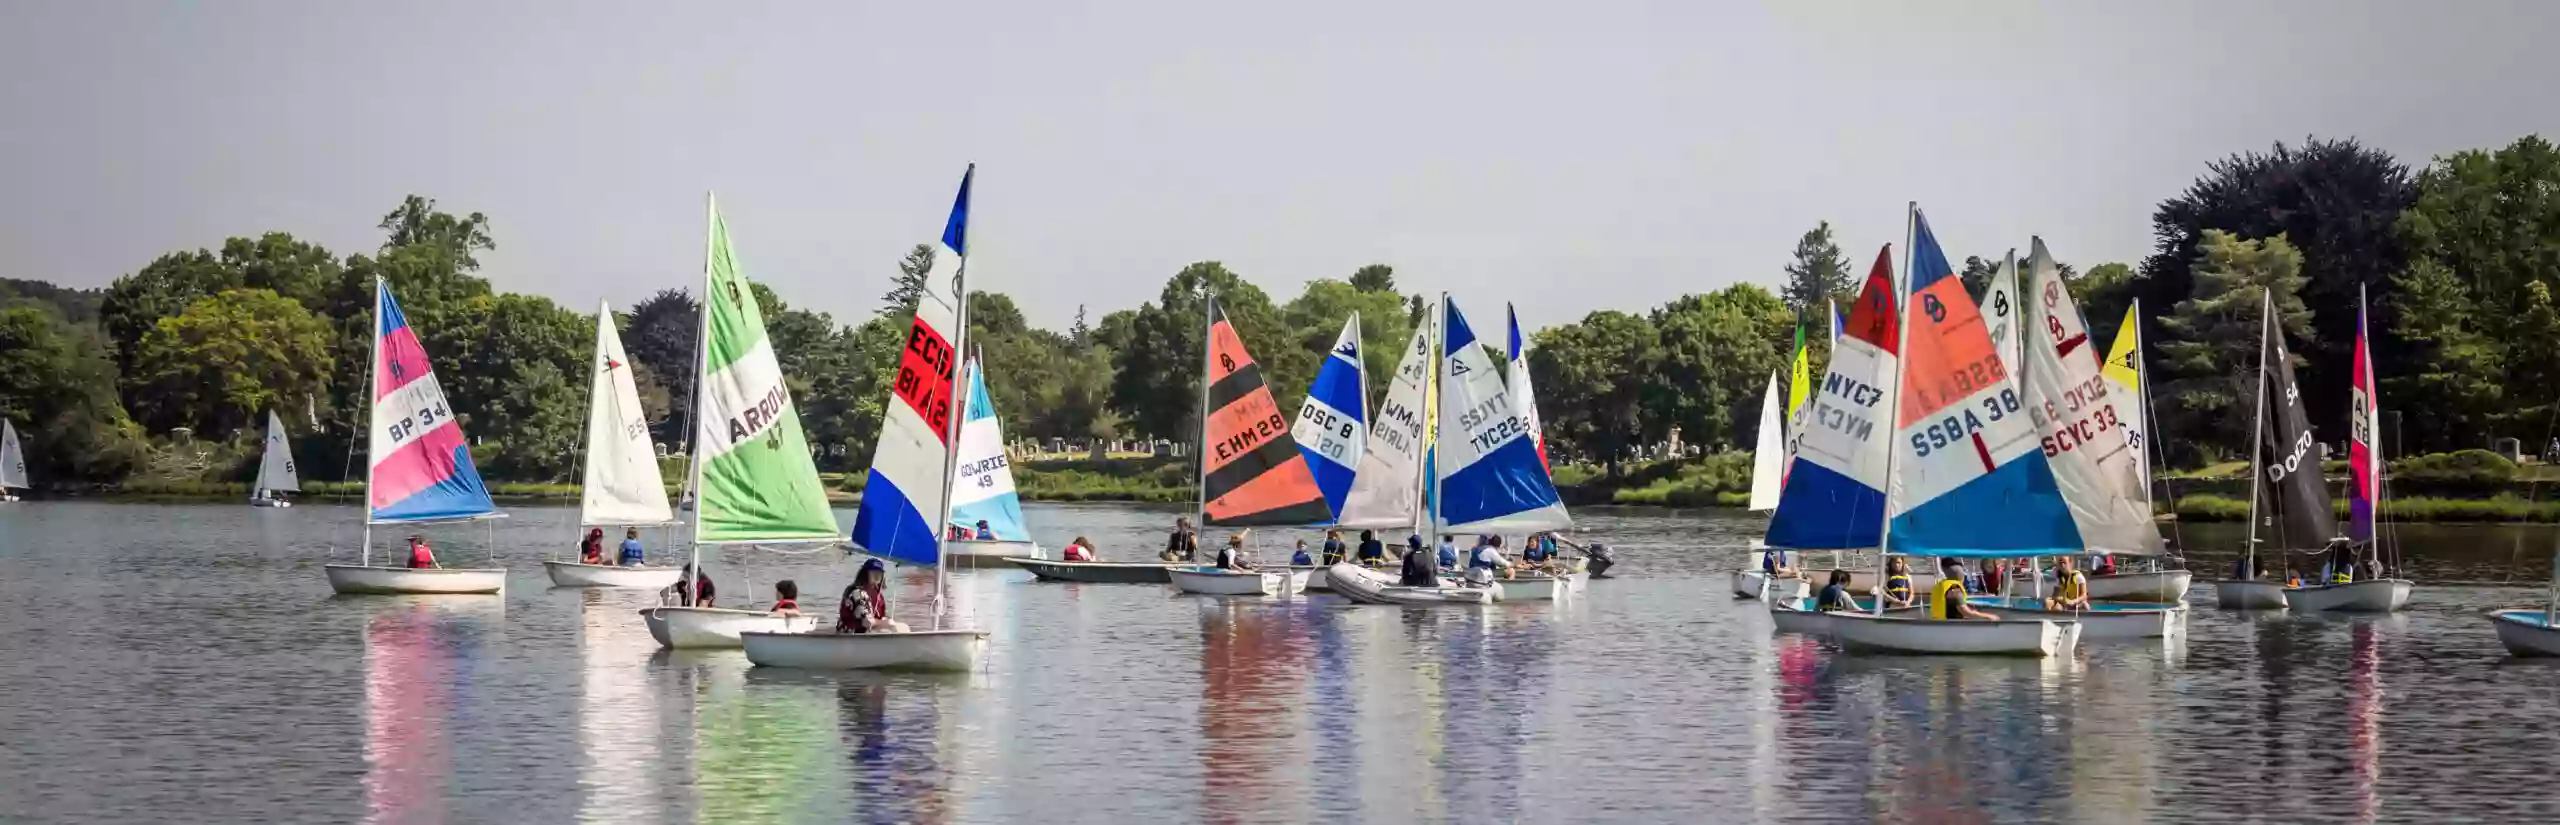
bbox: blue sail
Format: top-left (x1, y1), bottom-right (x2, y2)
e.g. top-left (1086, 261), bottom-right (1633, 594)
top-left (947, 360), bottom-right (1030, 542)
top-left (1435, 298), bottom-right (1570, 531)
top-left (1290, 314), bottom-right (1365, 521)
top-left (1765, 247), bottom-right (1899, 550)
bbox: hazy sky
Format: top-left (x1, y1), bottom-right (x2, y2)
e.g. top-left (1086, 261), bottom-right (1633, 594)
top-left (4, 1), bottom-right (2554, 331)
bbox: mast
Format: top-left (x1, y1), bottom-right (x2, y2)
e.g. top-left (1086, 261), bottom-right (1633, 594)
top-left (932, 215), bottom-right (973, 631)
top-left (2131, 297), bottom-right (2179, 559)
top-left (2243, 289), bottom-right (2272, 580)
top-left (1874, 204), bottom-right (1916, 615)
top-left (363, 277), bottom-right (383, 568)
top-left (1425, 294), bottom-right (1447, 549)
top-left (685, 193), bottom-right (716, 600)
top-left (1194, 288), bottom-right (1216, 555)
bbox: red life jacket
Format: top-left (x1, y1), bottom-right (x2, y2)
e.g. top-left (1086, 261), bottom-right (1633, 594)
top-left (408, 544), bottom-right (434, 568)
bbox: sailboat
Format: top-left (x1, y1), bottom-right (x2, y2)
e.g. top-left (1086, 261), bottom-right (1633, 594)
top-left (2284, 286), bottom-right (2414, 612)
top-left (1735, 368), bottom-right (1796, 600)
top-left (1965, 239), bottom-right (2184, 640)
top-left (940, 354), bottom-right (1041, 568)
top-left (1165, 294), bottom-right (1327, 597)
top-left (741, 167), bottom-right (989, 672)
top-left (1435, 295), bottom-right (1577, 597)
top-left (2, 419), bottom-right (29, 501)
top-left (1282, 314), bottom-right (1368, 590)
top-left (323, 277), bottom-right (510, 595)
top-left (546, 302), bottom-right (683, 588)
top-left (248, 410), bottom-right (299, 507)
top-left (2079, 298), bottom-right (2194, 602)
top-left (2213, 289), bottom-right (2331, 610)
top-left (639, 195), bottom-right (831, 648)
top-left (1817, 207), bottom-right (2085, 657)
top-left (1327, 314), bottom-right (1435, 592)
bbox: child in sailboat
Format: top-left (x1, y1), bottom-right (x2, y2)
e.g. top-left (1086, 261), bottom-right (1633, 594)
top-left (1062, 536), bottom-right (1096, 562)
top-left (617, 527), bottom-right (645, 566)
top-left (837, 559), bottom-right (907, 634)
top-left (1354, 531), bottom-right (1388, 566)
top-left (1215, 533), bottom-right (1253, 571)
top-left (1320, 530), bottom-right (1347, 565)
top-left (1291, 540), bottom-right (1313, 566)
top-left (579, 528), bottom-right (606, 566)
top-left (1464, 536), bottom-right (1513, 586)
top-left (771, 580), bottom-right (801, 618)
top-left (406, 536), bottom-right (438, 569)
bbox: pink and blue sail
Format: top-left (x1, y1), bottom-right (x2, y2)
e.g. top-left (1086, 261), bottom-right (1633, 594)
top-left (851, 167), bottom-right (972, 567)
top-left (367, 280), bottom-right (494, 523)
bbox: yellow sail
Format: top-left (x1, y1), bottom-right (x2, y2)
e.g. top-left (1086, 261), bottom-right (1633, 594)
top-left (2101, 304), bottom-right (2142, 394)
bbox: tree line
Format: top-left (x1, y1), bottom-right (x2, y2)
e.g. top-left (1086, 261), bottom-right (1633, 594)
top-left (4, 132), bottom-right (2557, 490)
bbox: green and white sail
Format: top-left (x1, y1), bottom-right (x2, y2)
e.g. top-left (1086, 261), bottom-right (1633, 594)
top-left (691, 197), bottom-right (838, 543)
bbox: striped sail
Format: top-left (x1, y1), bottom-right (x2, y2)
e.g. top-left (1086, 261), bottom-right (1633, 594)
top-left (2100, 302), bottom-right (2150, 492)
top-left (1747, 370), bottom-right (1785, 512)
top-left (1505, 304), bottom-right (1551, 473)
top-left (2020, 238), bottom-right (2159, 554)
top-left (1335, 319), bottom-right (1433, 529)
top-left (1290, 314), bottom-right (1365, 520)
top-left (1200, 297), bottom-right (1330, 526)
top-left (693, 199), bottom-right (837, 543)
top-left (366, 279), bottom-right (495, 523)
top-left (948, 357), bottom-right (1029, 541)
top-left (580, 303), bottom-right (672, 526)
top-left (2348, 289), bottom-right (2381, 543)
top-left (1435, 297), bottom-right (1568, 532)
top-left (255, 409), bottom-right (300, 494)
top-left (1764, 251), bottom-right (1898, 550)
top-left (852, 173), bottom-right (973, 564)
top-left (1885, 209), bottom-right (2080, 557)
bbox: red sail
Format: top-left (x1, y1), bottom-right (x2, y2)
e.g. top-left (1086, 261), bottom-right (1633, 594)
top-left (1201, 298), bottom-right (1331, 526)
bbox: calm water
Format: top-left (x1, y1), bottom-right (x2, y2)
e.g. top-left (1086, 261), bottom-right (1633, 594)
top-left (2, 501), bottom-right (2558, 824)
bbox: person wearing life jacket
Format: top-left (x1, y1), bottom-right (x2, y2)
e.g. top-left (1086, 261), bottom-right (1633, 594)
top-left (1061, 535), bottom-right (1096, 562)
top-left (1931, 558), bottom-right (2000, 620)
top-left (1761, 547), bottom-right (1797, 580)
top-left (837, 559), bottom-right (905, 634)
top-left (1464, 536), bottom-right (1512, 586)
top-left (1215, 532), bottom-right (1253, 571)
top-left (769, 580), bottom-right (802, 618)
top-left (1162, 517), bottom-right (1200, 562)
top-left (1816, 569), bottom-right (1857, 612)
top-left (617, 527), bottom-right (646, 567)
top-left (1398, 535), bottom-right (1441, 587)
top-left (1290, 539), bottom-right (1314, 567)
top-left (1355, 530), bottom-right (1389, 566)
top-left (1880, 557), bottom-right (1916, 608)
top-left (2093, 553), bottom-right (2119, 577)
top-left (667, 564), bottom-right (715, 607)
top-left (2323, 540), bottom-right (2356, 584)
top-left (973, 520), bottom-right (995, 541)
top-left (406, 535), bottom-right (438, 569)
top-left (2045, 555), bottom-right (2091, 612)
top-left (579, 528), bottom-right (606, 565)
top-left (1320, 529), bottom-right (1348, 566)
top-left (1437, 535), bottom-right (1460, 571)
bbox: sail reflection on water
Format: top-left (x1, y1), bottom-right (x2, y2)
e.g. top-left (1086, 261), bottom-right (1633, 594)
top-left (1196, 601), bottom-right (1312, 825)
top-left (362, 599), bottom-right (500, 825)
top-left (577, 589), bottom-right (664, 825)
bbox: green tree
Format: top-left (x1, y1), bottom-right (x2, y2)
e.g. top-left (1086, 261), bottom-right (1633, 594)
top-left (1780, 221), bottom-right (1854, 324)
top-left (2154, 231), bottom-right (2313, 465)
top-left (884, 244), bottom-right (937, 316)
top-left (1280, 277), bottom-right (1415, 406)
top-left (1349, 264), bottom-right (1396, 293)
top-left (2398, 135), bottom-right (2560, 431)
top-left (427, 293), bottom-right (588, 477)
top-left (1643, 285), bottom-right (1793, 452)
top-left (378, 195), bottom-right (495, 271)
top-left (126, 289), bottom-right (333, 436)
top-left (1108, 262), bottom-right (1290, 443)
top-left (0, 307), bottom-right (148, 483)
top-left (2073, 262), bottom-right (2140, 352)
top-left (623, 288), bottom-right (699, 443)
top-left (2382, 260), bottom-right (2502, 453)
top-left (1530, 310), bottom-right (1657, 478)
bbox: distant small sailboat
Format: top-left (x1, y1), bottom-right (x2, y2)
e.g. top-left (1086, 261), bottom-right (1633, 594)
top-left (324, 277), bottom-right (509, 595)
top-left (940, 353), bottom-right (1042, 568)
top-left (1735, 367), bottom-right (1797, 601)
top-left (1166, 294), bottom-right (1327, 597)
top-left (741, 167), bottom-right (988, 671)
top-left (546, 302), bottom-right (683, 589)
top-left (641, 194), bottom-right (835, 648)
top-left (0, 418), bottom-right (26, 502)
top-left (2214, 289), bottom-right (2332, 610)
top-left (249, 410), bottom-right (299, 507)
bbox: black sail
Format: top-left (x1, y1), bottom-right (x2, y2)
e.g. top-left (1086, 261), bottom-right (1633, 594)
top-left (2258, 313), bottom-right (2338, 551)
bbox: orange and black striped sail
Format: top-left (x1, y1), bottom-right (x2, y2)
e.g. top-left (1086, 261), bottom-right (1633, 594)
top-left (1200, 298), bottom-right (1331, 526)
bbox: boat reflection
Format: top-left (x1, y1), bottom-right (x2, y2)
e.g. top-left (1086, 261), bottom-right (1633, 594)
top-left (1196, 601), bottom-right (1312, 825)
top-left (362, 597), bottom-right (502, 825)
top-left (577, 588), bottom-right (666, 824)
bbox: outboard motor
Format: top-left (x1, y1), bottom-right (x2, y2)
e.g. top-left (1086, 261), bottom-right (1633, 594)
top-left (1585, 543), bottom-right (1616, 579)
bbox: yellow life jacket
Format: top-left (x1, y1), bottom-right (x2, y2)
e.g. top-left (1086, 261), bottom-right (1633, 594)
top-left (2331, 570), bottom-right (2352, 584)
top-left (2054, 570), bottom-right (2086, 602)
top-left (1885, 574), bottom-right (1913, 602)
top-left (1930, 578), bottom-right (1968, 620)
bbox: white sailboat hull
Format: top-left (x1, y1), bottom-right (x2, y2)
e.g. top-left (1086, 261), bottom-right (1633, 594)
top-left (2088, 570), bottom-right (2192, 602)
top-left (1768, 600), bottom-right (1927, 635)
top-left (739, 629), bottom-right (987, 672)
top-left (639, 606), bottom-right (812, 649)
top-left (543, 561), bottom-right (684, 589)
top-left (1495, 572), bottom-right (1587, 601)
top-left (2285, 579), bottom-right (2413, 613)
top-left (1326, 563), bottom-right (1495, 606)
top-left (1969, 597), bottom-right (2184, 640)
top-left (1827, 613), bottom-right (2080, 657)
top-left (1167, 567), bottom-right (1307, 596)
top-left (944, 538), bottom-right (1042, 568)
top-left (1733, 570), bottom-right (1808, 602)
top-left (2489, 609), bottom-right (2560, 657)
top-left (249, 497), bottom-right (290, 508)
top-left (1284, 565), bottom-right (1332, 591)
top-left (326, 564), bottom-right (507, 595)
top-left (2213, 580), bottom-right (2289, 610)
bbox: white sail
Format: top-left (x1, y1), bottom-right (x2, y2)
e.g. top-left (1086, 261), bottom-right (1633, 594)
top-left (1747, 370), bottom-right (1785, 512)
top-left (581, 302), bottom-right (675, 526)
top-left (947, 357), bottom-right (1029, 541)
top-left (1335, 320), bottom-right (1434, 529)
top-left (1982, 252), bottom-right (2024, 378)
top-left (2020, 238), bottom-right (2160, 554)
top-left (1436, 297), bottom-right (1569, 533)
top-left (254, 409), bottom-right (300, 493)
top-left (0, 419), bottom-right (26, 490)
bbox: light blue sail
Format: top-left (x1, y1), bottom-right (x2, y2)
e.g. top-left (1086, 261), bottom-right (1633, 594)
top-left (946, 362), bottom-right (1030, 542)
top-left (1291, 314), bottom-right (1366, 522)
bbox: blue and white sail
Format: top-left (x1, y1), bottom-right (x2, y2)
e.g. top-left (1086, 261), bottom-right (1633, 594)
top-left (1290, 314), bottom-right (1365, 521)
top-left (851, 167), bottom-right (972, 566)
top-left (1336, 319), bottom-right (1432, 530)
top-left (1764, 249), bottom-right (1899, 550)
top-left (1884, 208), bottom-right (2081, 557)
top-left (948, 356), bottom-right (1029, 541)
top-left (1505, 304), bottom-right (1551, 474)
top-left (1435, 297), bottom-right (1569, 532)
